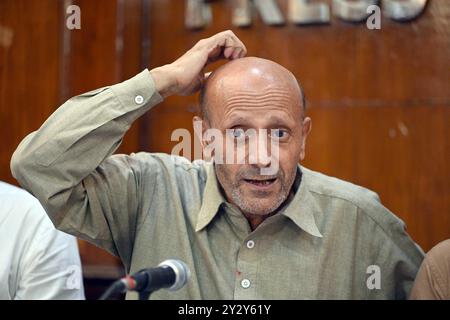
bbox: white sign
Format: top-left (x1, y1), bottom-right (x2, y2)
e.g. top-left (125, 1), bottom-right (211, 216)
top-left (185, 0), bottom-right (428, 29)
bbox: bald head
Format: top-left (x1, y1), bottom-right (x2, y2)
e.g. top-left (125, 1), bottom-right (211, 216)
top-left (199, 57), bottom-right (305, 123)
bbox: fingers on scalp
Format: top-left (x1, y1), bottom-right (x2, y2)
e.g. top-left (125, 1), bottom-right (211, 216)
top-left (223, 46), bottom-right (234, 59)
top-left (224, 30), bottom-right (247, 57)
top-left (240, 43), bottom-right (248, 56)
top-left (232, 48), bottom-right (242, 60)
top-left (202, 30), bottom-right (247, 59)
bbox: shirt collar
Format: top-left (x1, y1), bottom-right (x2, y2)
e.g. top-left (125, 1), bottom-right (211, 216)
top-left (195, 163), bottom-right (226, 232)
top-left (282, 166), bottom-right (323, 238)
top-left (195, 164), bottom-right (323, 238)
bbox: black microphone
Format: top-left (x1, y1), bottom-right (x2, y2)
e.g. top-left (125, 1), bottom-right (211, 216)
top-left (99, 259), bottom-right (190, 300)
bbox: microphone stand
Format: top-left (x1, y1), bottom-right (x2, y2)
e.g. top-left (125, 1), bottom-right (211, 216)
top-left (138, 290), bottom-right (152, 301)
top-left (98, 259), bottom-right (189, 300)
top-left (98, 281), bottom-right (154, 300)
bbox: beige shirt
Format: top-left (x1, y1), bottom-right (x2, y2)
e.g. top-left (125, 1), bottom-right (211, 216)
top-left (410, 240), bottom-right (450, 299)
top-left (11, 70), bottom-right (424, 299)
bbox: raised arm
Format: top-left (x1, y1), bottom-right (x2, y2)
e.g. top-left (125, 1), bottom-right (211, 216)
top-left (10, 31), bottom-right (246, 264)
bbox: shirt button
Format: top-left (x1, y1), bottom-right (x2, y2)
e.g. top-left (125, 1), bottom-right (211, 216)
top-left (241, 279), bottom-right (251, 289)
top-left (246, 240), bottom-right (255, 249)
top-left (134, 95), bottom-right (144, 104)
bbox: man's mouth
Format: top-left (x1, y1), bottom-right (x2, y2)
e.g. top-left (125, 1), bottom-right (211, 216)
top-left (243, 178), bottom-right (277, 188)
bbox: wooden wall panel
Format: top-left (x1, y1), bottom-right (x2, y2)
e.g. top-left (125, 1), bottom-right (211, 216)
top-left (145, 0), bottom-right (450, 252)
top-left (0, 0), bottom-right (62, 185)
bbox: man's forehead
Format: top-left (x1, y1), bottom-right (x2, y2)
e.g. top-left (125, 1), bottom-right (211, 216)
top-left (221, 86), bottom-right (294, 101)
top-left (209, 58), bottom-right (299, 92)
top-left (213, 87), bottom-right (302, 128)
top-left (201, 57), bottom-right (304, 123)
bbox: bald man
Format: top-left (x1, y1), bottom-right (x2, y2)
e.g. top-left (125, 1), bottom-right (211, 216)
top-left (11, 31), bottom-right (423, 300)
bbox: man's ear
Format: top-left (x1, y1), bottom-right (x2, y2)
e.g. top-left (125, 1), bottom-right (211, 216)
top-left (300, 117), bottom-right (312, 161)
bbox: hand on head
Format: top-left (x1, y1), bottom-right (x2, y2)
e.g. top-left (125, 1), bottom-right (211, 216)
top-left (150, 30), bottom-right (247, 98)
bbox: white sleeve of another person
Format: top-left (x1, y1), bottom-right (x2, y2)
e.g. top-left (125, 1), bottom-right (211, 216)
top-left (0, 182), bottom-right (85, 300)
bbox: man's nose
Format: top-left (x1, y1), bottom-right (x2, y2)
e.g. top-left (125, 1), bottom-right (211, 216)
top-left (251, 131), bottom-right (271, 168)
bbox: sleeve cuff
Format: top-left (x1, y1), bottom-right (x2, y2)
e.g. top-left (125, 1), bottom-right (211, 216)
top-left (110, 69), bottom-right (164, 111)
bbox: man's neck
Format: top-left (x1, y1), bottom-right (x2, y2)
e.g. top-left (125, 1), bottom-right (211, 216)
top-left (243, 212), bottom-right (275, 231)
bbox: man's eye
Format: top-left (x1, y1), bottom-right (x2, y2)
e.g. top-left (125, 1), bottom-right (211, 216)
top-left (232, 128), bottom-right (246, 139)
top-left (271, 129), bottom-right (288, 139)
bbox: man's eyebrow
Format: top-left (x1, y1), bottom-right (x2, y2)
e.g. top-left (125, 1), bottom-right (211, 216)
top-left (224, 116), bottom-right (248, 126)
top-left (224, 114), bottom-right (296, 128)
top-left (266, 115), bottom-right (295, 126)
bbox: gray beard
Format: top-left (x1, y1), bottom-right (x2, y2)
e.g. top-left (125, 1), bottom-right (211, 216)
top-left (230, 183), bottom-right (289, 216)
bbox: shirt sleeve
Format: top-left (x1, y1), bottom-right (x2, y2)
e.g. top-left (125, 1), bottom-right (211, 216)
top-left (363, 202), bottom-right (425, 300)
top-left (10, 70), bottom-right (164, 264)
top-left (15, 203), bottom-right (85, 300)
top-left (409, 240), bottom-right (450, 300)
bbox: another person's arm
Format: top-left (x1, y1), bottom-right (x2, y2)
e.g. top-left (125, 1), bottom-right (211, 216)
top-left (0, 183), bottom-right (85, 300)
top-left (409, 239), bottom-right (450, 300)
top-left (16, 214), bottom-right (85, 300)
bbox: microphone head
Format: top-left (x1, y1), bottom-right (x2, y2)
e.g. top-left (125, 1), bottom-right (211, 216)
top-left (158, 259), bottom-right (191, 291)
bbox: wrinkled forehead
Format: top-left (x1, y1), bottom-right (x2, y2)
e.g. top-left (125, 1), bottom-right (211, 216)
top-left (205, 66), bottom-right (303, 123)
